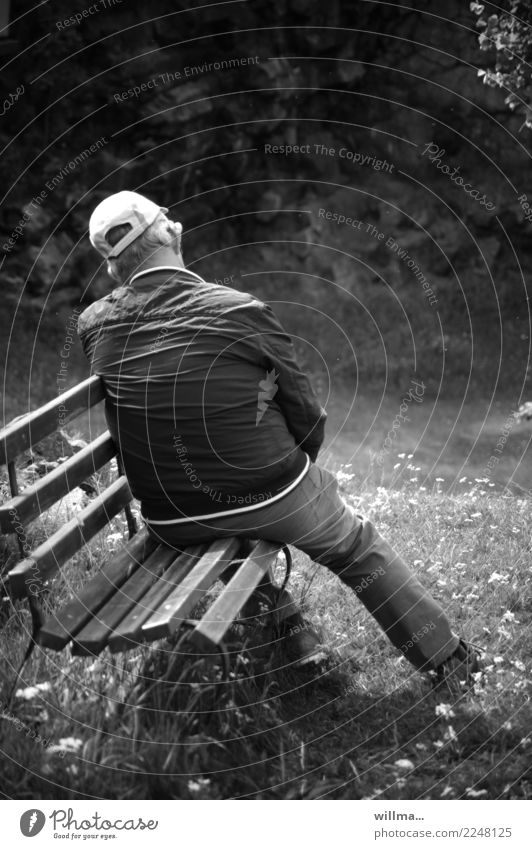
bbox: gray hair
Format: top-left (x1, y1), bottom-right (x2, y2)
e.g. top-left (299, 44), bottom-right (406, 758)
top-left (106, 213), bottom-right (175, 283)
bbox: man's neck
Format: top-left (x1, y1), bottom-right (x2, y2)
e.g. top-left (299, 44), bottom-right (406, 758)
top-left (135, 248), bottom-right (185, 275)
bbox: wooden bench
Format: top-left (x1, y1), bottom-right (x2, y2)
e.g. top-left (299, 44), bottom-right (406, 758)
top-left (0, 376), bottom-right (290, 693)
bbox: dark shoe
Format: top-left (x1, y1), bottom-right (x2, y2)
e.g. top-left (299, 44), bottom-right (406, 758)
top-left (431, 638), bottom-right (483, 690)
top-left (278, 615), bottom-right (328, 667)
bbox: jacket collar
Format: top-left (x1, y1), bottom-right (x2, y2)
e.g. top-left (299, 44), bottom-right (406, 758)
top-left (129, 265), bottom-right (206, 286)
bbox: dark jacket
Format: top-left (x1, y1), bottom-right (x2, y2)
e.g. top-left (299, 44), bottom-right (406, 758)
top-left (78, 266), bottom-right (326, 521)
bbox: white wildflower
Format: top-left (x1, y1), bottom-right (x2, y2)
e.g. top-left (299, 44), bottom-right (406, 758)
top-left (394, 758), bottom-right (414, 770)
top-left (435, 703), bottom-right (455, 719)
top-left (16, 682), bottom-right (51, 700)
top-left (488, 571), bottom-right (509, 584)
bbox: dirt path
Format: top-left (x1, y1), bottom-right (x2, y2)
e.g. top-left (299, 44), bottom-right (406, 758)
top-left (321, 392), bottom-right (532, 495)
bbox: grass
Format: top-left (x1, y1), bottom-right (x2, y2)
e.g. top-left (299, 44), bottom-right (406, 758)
top-left (1, 459), bottom-right (531, 800)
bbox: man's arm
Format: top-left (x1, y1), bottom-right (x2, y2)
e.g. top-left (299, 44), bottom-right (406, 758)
top-left (236, 300), bottom-right (327, 461)
top-left (77, 303), bottom-right (102, 367)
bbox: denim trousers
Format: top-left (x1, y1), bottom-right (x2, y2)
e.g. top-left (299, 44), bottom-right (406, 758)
top-left (145, 463), bottom-right (459, 671)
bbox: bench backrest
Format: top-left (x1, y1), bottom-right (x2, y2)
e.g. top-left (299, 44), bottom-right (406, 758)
top-left (0, 376), bottom-right (134, 599)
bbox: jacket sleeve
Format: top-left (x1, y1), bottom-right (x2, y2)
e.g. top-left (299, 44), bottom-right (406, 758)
top-left (236, 300), bottom-right (327, 461)
top-left (77, 303), bottom-right (101, 367)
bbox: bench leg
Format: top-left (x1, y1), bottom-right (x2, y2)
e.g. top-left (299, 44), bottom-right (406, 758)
top-left (221, 545), bottom-right (320, 650)
top-left (218, 544), bottom-right (296, 623)
top-left (5, 595), bottom-right (44, 708)
top-left (238, 547), bottom-right (326, 666)
top-left (116, 454), bottom-right (137, 539)
top-left (123, 503), bottom-right (138, 539)
top-left (238, 567), bottom-right (298, 621)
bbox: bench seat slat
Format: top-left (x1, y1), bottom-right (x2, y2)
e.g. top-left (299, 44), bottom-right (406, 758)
top-left (0, 431), bottom-right (116, 533)
top-left (37, 529), bottom-right (156, 651)
top-left (0, 375), bottom-right (104, 466)
top-left (107, 543), bottom-right (208, 653)
top-left (191, 540), bottom-right (281, 650)
top-left (7, 476), bottom-right (132, 598)
top-left (71, 544), bottom-right (189, 656)
top-left (141, 536), bottom-right (242, 642)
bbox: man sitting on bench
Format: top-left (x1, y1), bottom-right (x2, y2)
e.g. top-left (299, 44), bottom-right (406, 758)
top-left (79, 190), bottom-right (481, 683)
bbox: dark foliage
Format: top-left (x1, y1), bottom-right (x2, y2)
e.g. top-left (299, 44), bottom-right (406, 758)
top-left (1, 0), bottom-right (532, 397)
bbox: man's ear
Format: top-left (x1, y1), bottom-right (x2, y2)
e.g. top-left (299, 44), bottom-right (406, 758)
top-left (106, 260), bottom-right (120, 282)
top-left (172, 221), bottom-right (183, 253)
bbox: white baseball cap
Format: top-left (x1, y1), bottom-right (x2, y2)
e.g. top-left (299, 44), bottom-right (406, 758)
top-left (89, 190), bottom-right (169, 258)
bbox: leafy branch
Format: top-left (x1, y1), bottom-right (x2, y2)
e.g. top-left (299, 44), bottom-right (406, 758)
top-left (471, 1), bottom-right (532, 129)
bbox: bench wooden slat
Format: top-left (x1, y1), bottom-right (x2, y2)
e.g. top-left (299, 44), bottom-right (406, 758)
top-left (7, 476), bottom-right (132, 598)
top-left (38, 528), bottom-right (156, 651)
top-left (107, 543), bottom-right (208, 653)
top-left (0, 375), bottom-right (104, 466)
top-left (191, 540), bottom-right (281, 650)
top-left (71, 543), bottom-right (189, 656)
top-left (0, 431), bottom-right (116, 533)
top-left (141, 536), bottom-right (242, 642)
